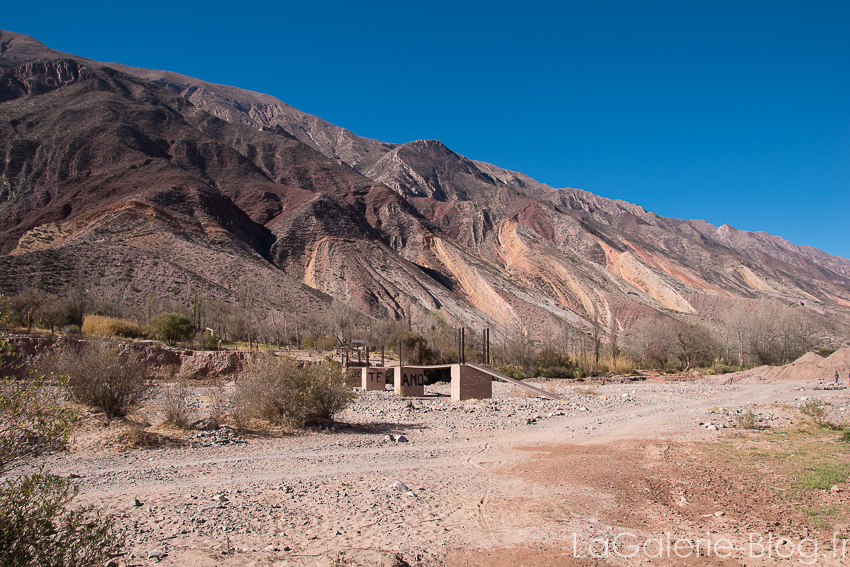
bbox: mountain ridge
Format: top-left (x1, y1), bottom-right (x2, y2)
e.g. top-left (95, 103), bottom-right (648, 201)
top-left (1, 28), bottom-right (848, 347)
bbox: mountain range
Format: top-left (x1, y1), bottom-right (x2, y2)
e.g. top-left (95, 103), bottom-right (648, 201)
top-left (2, 29), bottom-right (848, 343)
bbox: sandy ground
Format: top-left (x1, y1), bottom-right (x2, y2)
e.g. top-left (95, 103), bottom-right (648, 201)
top-left (30, 372), bottom-right (850, 567)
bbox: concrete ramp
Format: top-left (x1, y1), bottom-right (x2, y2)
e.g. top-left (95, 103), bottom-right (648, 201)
top-left (466, 363), bottom-right (565, 401)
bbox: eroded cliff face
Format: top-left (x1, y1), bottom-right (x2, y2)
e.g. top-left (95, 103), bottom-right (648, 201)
top-left (1, 28), bottom-right (849, 341)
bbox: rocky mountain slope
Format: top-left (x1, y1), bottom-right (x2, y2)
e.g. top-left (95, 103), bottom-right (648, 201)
top-left (1, 29), bottom-right (848, 342)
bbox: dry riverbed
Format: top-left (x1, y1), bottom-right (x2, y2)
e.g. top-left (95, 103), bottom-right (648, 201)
top-left (28, 375), bottom-right (850, 566)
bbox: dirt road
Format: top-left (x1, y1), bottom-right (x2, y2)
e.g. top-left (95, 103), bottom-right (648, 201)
top-left (39, 376), bottom-right (850, 566)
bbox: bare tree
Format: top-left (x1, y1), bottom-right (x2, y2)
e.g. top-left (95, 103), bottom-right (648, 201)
top-left (36, 294), bottom-right (66, 335)
top-left (11, 289), bottom-right (42, 332)
top-left (673, 321), bottom-right (718, 370)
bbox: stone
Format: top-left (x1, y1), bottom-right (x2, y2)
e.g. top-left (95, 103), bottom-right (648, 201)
top-left (394, 435), bottom-right (408, 443)
top-left (392, 480), bottom-right (410, 492)
top-left (830, 485), bottom-right (841, 493)
top-left (147, 549), bottom-right (165, 559)
top-left (133, 498), bottom-right (143, 507)
top-left (212, 494), bottom-right (229, 503)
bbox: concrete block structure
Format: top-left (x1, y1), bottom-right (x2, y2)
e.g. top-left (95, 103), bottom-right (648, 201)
top-left (361, 367), bottom-right (387, 391)
top-left (394, 366), bottom-right (426, 397)
top-left (451, 364), bottom-right (493, 401)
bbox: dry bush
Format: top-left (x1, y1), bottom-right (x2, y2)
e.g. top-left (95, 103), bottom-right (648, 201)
top-left (234, 355), bottom-right (353, 428)
top-left (735, 409), bottom-right (760, 430)
top-left (159, 381), bottom-right (192, 429)
top-left (40, 341), bottom-right (151, 419)
top-left (204, 382), bottom-right (229, 428)
top-left (306, 362), bottom-right (356, 422)
top-left (81, 314), bottom-right (143, 338)
top-left (594, 353), bottom-right (636, 375)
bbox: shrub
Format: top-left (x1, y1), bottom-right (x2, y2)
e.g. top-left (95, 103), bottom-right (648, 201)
top-left (495, 365), bottom-right (529, 380)
top-left (234, 355), bottom-right (353, 428)
top-left (81, 314), bottom-right (143, 338)
top-left (840, 429), bottom-right (850, 443)
top-left (800, 399), bottom-right (833, 427)
top-left (315, 336), bottom-right (338, 352)
top-left (1, 310), bottom-right (122, 566)
top-left (41, 342), bottom-right (151, 419)
top-left (201, 330), bottom-right (219, 350)
top-left (160, 381), bottom-right (192, 429)
top-left (305, 362), bottom-right (355, 422)
top-left (147, 312), bottom-right (193, 345)
top-left (735, 409), bottom-right (760, 430)
top-left (0, 471), bottom-right (122, 566)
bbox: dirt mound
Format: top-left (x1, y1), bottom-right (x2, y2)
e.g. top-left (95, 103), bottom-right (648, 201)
top-left (728, 348), bottom-right (850, 384)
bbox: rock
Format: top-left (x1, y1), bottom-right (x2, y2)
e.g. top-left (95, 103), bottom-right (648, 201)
top-left (392, 480), bottom-right (410, 492)
top-left (103, 560), bottom-right (120, 567)
top-left (830, 485), bottom-right (841, 493)
top-left (714, 511), bottom-right (725, 517)
top-left (384, 435), bottom-right (393, 442)
top-left (394, 435), bottom-right (408, 443)
top-left (189, 426), bottom-right (246, 448)
top-left (133, 498), bottom-right (143, 507)
top-left (147, 549), bottom-right (166, 560)
top-left (212, 494), bottom-right (229, 503)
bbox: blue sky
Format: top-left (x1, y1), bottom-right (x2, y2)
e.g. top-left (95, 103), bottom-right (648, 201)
top-left (4, 0), bottom-right (849, 258)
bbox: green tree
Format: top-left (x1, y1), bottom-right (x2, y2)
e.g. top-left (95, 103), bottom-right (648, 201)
top-left (150, 312), bottom-right (194, 345)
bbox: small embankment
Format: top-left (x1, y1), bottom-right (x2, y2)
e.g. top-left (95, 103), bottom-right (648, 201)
top-left (3, 334), bottom-right (248, 379)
